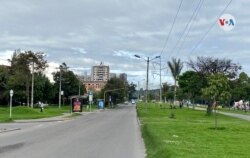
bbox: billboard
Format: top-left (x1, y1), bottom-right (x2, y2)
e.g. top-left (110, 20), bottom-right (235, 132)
top-left (72, 98), bottom-right (83, 112)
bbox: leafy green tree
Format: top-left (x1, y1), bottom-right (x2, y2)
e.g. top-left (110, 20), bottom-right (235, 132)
top-left (178, 71), bottom-right (207, 107)
top-left (167, 58), bottom-right (183, 104)
top-left (230, 72), bottom-right (250, 102)
top-left (161, 82), bottom-right (174, 101)
top-left (202, 73), bottom-right (231, 128)
top-left (0, 65), bottom-right (10, 105)
top-left (7, 50), bottom-right (47, 106)
top-left (101, 78), bottom-right (126, 107)
top-left (34, 72), bottom-right (55, 104)
top-left (53, 63), bottom-right (86, 105)
top-left (128, 82), bottom-right (137, 100)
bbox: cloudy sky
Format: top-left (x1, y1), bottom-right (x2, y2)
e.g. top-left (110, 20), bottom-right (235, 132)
top-left (0, 0), bottom-right (249, 88)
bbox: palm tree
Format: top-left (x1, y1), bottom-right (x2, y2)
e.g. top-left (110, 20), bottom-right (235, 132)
top-left (167, 58), bottom-right (183, 105)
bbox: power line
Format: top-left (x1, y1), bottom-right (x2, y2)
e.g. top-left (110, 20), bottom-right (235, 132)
top-left (188, 0), bottom-right (233, 55)
top-left (173, 0), bottom-right (204, 57)
top-left (168, 0), bottom-right (204, 59)
top-left (160, 0), bottom-right (184, 56)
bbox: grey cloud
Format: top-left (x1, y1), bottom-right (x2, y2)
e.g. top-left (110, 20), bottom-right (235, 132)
top-left (0, 0), bottom-right (249, 83)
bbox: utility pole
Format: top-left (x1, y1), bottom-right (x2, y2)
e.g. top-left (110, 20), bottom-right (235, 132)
top-left (134, 55), bottom-right (160, 104)
top-left (152, 56), bottom-right (166, 103)
top-left (137, 81), bottom-right (139, 100)
top-left (59, 68), bottom-right (62, 109)
top-left (146, 57), bottom-right (149, 103)
top-left (28, 57), bottom-right (35, 108)
top-left (10, 90), bottom-right (13, 119)
top-left (31, 60), bottom-right (34, 108)
top-left (159, 56), bottom-right (162, 103)
top-left (77, 74), bottom-right (81, 97)
top-left (78, 78), bottom-right (81, 97)
top-left (58, 66), bottom-right (68, 109)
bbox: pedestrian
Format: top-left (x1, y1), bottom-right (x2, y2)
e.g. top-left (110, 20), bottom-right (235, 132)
top-left (40, 102), bottom-right (44, 112)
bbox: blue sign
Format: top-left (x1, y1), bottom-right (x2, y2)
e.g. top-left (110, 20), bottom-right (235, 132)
top-left (98, 100), bottom-right (104, 109)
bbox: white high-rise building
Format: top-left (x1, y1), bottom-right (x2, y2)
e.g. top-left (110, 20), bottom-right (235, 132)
top-left (92, 62), bottom-right (110, 81)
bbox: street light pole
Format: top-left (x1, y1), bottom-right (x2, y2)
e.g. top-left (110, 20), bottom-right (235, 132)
top-left (159, 56), bottom-right (162, 103)
top-left (59, 68), bottom-right (62, 109)
top-left (134, 55), bottom-right (160, 104)
top-left (137, 81), bottom-right (139, 100)
top-left (10, 90), bottom-right (13, 119)
top-left (146, 57), bottom-right (149, 103)
top-left (31, 60), bottom-right (34, 108)
top-left (78, 75), bottom-right (81, 97)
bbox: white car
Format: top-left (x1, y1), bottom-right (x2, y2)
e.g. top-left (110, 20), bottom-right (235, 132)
top-left (131, 100), bottom-right (135, 104)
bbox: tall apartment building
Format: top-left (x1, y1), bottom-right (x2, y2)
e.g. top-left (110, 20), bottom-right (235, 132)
top-left (83, 71), bottom-right (91, 81)
top-left (119, 73), bottom-right (127, 82)
top-left (84, 62), bottom-right (109, 92)
top-left (109, 73), bottom-right (117, 79)
top-left (92, 62), bottom-right (109, 81)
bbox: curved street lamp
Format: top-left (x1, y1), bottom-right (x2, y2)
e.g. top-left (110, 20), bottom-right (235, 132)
top-left (10, 89), bottom-right (14, 118)
top-left (134, 55), bottom-right (160, 103)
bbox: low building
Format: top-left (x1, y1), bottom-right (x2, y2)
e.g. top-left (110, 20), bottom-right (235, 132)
top-left (83, 81), bottom-right (107, 92)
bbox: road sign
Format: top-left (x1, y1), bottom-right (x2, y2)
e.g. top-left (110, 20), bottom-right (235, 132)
top-left (89, 95), bottom-right (93, 102)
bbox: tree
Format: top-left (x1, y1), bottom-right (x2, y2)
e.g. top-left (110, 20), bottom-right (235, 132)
top-left (178, 71), bottom-right (207, 108)
top-left (53, 63), bottom-right (86, 105)
top-left (162, 82), bottom-right (174, 101)
top-left (230, 72), bottom-right (250, 102)
top-left (167, 58), bottom-right (183, 105)
top-left (202, 73), bottom-right (231, 129)
top-left (128, 82), bottom-right (137, 100)
top-left (34, 72), bottom-right (55, 104)
top-left (7, 50), bottom-right (48, 106)
top-left (187, 56), bottom-right (241, 79)
top-left (101, 78), bottom-right (126, 107)
top-left (0, 65), bottom-right (10, 105)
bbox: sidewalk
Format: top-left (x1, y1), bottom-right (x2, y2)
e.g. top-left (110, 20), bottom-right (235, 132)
top-left (14, 113), bottom-right (73, 123)
top-left (1, 113), bottom-right (74, 133)
top-left (194, 107), bottom-right (250, 121)
top-left (218, 111), bottom-right (250, 121)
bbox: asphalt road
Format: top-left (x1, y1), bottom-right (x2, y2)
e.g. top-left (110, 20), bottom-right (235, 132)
top-left (0, 104), bottom-right (145, 158)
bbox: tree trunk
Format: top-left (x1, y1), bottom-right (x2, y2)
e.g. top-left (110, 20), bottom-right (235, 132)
top-left (215, 107), bottom-right (218, 129)
top-left (214, 100), bottom-right (218, 129)
top-left (174, 80), bottom-right (176, 108)
top-left (207, 101), bottom-right (213, 115)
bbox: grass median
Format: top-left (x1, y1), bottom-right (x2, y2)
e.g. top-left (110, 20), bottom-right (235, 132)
top-left (137, 103), bottom-right (250, 158)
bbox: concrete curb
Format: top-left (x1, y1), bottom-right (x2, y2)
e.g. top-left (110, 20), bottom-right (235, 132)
top-left (14, 119), bottom-right (70, 123)
top-left (0, 128), bottom-right (21, 133)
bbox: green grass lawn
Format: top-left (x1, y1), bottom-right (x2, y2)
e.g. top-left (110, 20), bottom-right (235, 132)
top-left (0, 105), bottom-right (71, 122)
top-left (0, 104), bottom-right (100, 122)
top-left (137, 103), bottom-right (250, 158)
